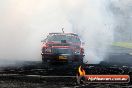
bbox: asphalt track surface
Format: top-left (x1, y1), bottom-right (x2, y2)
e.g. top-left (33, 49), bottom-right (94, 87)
top-left (0, 46), bottom-right (132, 88)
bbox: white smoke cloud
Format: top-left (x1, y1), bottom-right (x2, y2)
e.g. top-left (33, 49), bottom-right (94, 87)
top-left (61, 0), bottom-right (114, 64)
top-left (0, 0), bottom-right (73, 62)
top-left (0, 0), bottom-right (114, 64)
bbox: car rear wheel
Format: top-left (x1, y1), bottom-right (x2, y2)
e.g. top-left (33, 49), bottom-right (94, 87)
top-left (42, 56), bottom-right (50, 68)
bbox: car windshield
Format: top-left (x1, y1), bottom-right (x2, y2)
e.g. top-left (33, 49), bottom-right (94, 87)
top-left (47, 34), bottom-right (81, 43)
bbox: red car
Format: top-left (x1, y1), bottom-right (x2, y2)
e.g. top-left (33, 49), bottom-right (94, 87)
top-left (41, 33), bottom-right (84, 64)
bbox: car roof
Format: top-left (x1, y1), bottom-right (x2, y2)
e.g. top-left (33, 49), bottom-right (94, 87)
top-left (49, 33), bottom-right (78, 36)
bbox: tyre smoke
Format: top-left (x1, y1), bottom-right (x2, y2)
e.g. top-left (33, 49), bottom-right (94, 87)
top-left (60, 0), bottom-right (114, 64)
top-left (0, 0), bottom-right (115, 64)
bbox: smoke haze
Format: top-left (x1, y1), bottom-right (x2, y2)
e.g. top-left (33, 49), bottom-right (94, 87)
top-left (0, 0), bottom-right (129, 64)
top-left (0, 0), bottom-right (73, 62)
top-left (61, 0), bottom-right (114, 64)
top-left (110, 0), bottom-right (132, 42)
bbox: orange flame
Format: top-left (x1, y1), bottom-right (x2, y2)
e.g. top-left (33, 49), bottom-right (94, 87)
top-left (78, 66), bottom-right (86, 76)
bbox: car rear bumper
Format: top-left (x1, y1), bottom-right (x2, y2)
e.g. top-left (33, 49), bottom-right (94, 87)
top-left (41, 53), bottom-right (84, 63)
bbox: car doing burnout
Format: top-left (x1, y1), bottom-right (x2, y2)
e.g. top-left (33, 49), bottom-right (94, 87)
top-left (41, 33), bottom-right (84, 64)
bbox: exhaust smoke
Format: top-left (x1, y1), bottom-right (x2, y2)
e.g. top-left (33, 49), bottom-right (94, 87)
top-left (0, 0), bottom-right (115, 64)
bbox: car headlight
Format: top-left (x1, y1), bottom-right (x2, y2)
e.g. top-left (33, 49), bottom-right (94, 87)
top-left (45, 48), bottom-right (52, 53)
